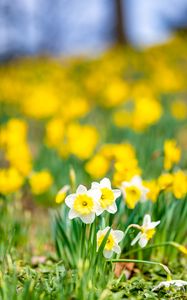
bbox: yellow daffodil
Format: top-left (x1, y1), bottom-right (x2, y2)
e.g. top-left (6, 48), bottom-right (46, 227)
top-left (164, 139), bottom-right (181, 170)
top-left (85, 155), bottom-right (110, 179)
top-left (170, 100), bottom-right (187, 120)
top-left (158, 173), bottom-right (173, 191)
top-left (97, 227), bottom-right (124, 258)
top-left (121, 176), bottom-right (149, 209)
top-left (29, 171), bottom-right (53, 195)
top-left (55, 185), bottom-right (70, 204)
top-left (91, 178), bottom-right (121, 215)
top-left (172, 170), bottom-right (187, 199)
top-left (65, 184), bottom-right (101, 224)
top-left (144, 180), bottom-right (160, 202)
top-left (131, 214), bottom-right (160, 248)
top-left (66, 123), bottom-right (99, 160)
top-left (0, 168), bottom-right (24, 194)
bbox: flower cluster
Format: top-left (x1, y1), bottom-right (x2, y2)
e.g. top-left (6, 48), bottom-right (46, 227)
top-left (65, 178), bottom-right (121, 224)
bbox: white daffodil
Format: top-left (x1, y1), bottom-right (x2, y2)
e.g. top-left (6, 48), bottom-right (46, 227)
top-left (152, 280), bottom-right (187, 291)
top-left (91, 178), bottom-right (121, 215)
top-left (65, 184), bottom-right (101, 224)
top-left (97, 226), bottom-right (124, 258)
top-left (121, 175), bottom-right (149, 209)
top-left (131, 214), bottom-right (160, 248)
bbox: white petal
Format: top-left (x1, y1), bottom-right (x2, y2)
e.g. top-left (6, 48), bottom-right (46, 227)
top-left (58, 185), bottom-right (70, 194)
top-left (143, 214), bottom-right (151, 227)
top-left (121, 181), bottom-right (131, 188)
top-left (95, 205), bottom-right (104, 216)
top-left (131, 175), bottom-right (142, 186)
top-left (113, 244), bottom-right (121, 254)
top-left (113, 189), bottom-right (121, 199)
top-left (65, 194), bottom-right (76, 208)
top-left (152, 280), bottom-right (187, 291)
top-left (87, 188), bottom-right (101, 201)
top-left (103, 250), bottom-right (113, 259)
top-left (149, 221), bottom-right (160, 229)
top-left (76, 185), bottom-right (87, 194)
top-left (100, 178), bottom-right (111, 189)
top-left (91, 182), bottom-right (100, 189)
top-left (113, 230), bottom-right (124, 243)
top-left (69, 209), bottom-right (79, 219)
top-left (80, 213), bottom-right (95, 224)
top-left (107, 202), bottom-right (117, 214)
top-left (140, 188), bottom-right (149, 202)
top-left (101, 226), bottom-right (110, 235)
top-left (131, 232), bottom-right (142, 246)
top-left (139, 235), bottom-right (148, 248)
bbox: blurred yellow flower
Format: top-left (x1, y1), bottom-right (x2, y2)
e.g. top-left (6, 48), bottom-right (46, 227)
top-left (145, 180), bottom-right (160, 202)
top-left (170, 100), bottom-right (187, 120)
top-left (113, 110), bottom-right (132, 128)
top-left (29, 171), bottom-right (53, 195)
top-left (1, 119), bottom-right (32, 176)
top-left (164, 140), bottom-right (181, 170)
top-left (45, 118), bottom-right (65, 148)
top-left (158, 173), bottom-right (173, 191)
top-left (60, 98), bottom-right (89, 121)
top-left (66, 123), bottom-right (99, 160)
top-left (172, 170), bottom-right (187, 199)
top-left (113, 157), bottom-right (141, 186)
top-left (132, 97), bottom-right (163, 131)
top-left (85, 154), bottom-right (110, 179)
top-left (0, 168), bottom-right (24, 194)
top-left (102, 79), bottom-right (129, 107)
top-left (55, 185), bottom-right (70, 204)
top-left (22, 86), bottom-right (60, 119)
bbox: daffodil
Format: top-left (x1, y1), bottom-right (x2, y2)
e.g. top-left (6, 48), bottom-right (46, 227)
top-left (55, 185), bottom-right (70, 204)
top-left (91, 178), bottom-right (121, 215)
top-left (97, 227), bottom-right (124, 258)
top-left (121, 176), bottom-right (149, 209)
top-left (65, 185), bottom-right (101, 224)
top-left (29, 170), bottom-right (53, 195)
top-left (164, 139), bottom-right (181, 170)
top-left (152, 280), bottom-right (187, 291)
top-left (131, 214), bottom-right (160, 248)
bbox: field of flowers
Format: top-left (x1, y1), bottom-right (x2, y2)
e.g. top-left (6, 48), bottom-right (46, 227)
top-left (0, 35), bottom-right (187, 299)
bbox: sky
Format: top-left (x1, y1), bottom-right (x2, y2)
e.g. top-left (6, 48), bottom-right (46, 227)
top-left (0, 0), bottom-right (187, 57)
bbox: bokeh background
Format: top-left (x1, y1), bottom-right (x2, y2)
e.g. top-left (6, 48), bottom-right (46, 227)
top-left (1, 0), bottom-right (187, 58)
top-left (0, 0), bottom-right (187, 268)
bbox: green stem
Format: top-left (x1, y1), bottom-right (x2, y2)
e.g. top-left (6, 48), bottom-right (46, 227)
top-left (124, 241), bottom-right (179, 257)
top-left (80, 223), bottom-right (86, 259)
top-left (109, 259), bottom-right (171, 278)
top-left (123, 224), bottom-right (141, 240)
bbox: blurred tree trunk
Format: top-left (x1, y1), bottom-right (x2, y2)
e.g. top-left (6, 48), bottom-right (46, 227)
top-left (114, 0), bottom-right (128, 44)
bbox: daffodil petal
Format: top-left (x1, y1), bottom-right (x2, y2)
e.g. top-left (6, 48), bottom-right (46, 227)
top-left (113, 230), bottom-right (124, 243)
top-left (113, 189), bottom-right (121, 199)
top-left (69, 209), bottom-right (79, 219)
top-left (76, 184), bottom-right (87, 194)
top-left (131, 232), bottom-right (141, 246)
top-left (107, 202), bottom-right (117, 214)
top-left (100, 178), bottom-right (111, 189)
top-left (103, 250), bottom-right (113, 259)
top-left (80, 213), bottom-right (95, 224)
top-left (65, 194), bottom-right (76, 208)
top-left (143, 214), bottom-right (151, 227)
top-left (139, 235), bottom-right (148, 248)
top-left (113, 244), bottom-right (121, 254)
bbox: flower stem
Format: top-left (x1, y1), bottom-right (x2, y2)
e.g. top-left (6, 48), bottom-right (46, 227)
top-left (124, 241), bottom-right (179, 257)
top-left (109, 258), bottom-right (171, 278)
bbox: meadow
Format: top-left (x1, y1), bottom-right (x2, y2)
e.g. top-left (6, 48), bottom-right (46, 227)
top-left (0, 35), bottom-right (187, 299)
